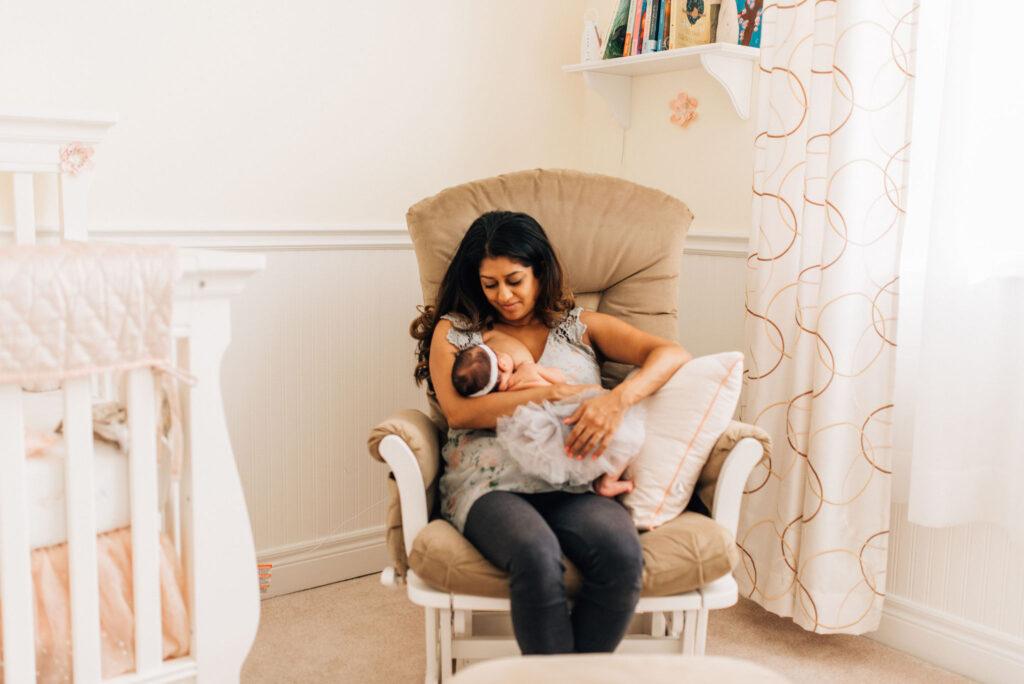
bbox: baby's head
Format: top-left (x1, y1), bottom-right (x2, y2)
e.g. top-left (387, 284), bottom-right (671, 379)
top-left (452, 344), bottom-right (513, 397)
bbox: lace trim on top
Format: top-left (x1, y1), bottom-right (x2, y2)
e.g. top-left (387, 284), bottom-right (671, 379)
top-left (551, 306), bottom-right (587, 347)
top-left (440, 313), bottom-right (483, 351)
top-left (442, 307), bottom-right (586, 352)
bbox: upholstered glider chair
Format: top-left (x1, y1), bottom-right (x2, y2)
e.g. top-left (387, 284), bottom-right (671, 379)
top-left (368, 169), bottom-right (771, 683)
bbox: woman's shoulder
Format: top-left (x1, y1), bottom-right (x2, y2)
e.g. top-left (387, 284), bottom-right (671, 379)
top-left (439, 311), bottom-right (472, 328)
top-left (436, 312), bottom-right (483, 351)
top-left (553, 305), bottom-right (588, 344)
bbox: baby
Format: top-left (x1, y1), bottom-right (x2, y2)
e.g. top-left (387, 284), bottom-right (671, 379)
top-left (451, 329), bottom-right (565, 396)
top-left (451, 331), bottom-right (643, 497)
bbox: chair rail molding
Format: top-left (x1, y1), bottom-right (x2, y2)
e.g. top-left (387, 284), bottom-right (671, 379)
top-left (2, 224), bottom-right (749, 256)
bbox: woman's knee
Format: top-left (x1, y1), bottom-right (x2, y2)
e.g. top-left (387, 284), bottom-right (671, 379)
top-left (506, 533), bottom-right (568, 605)
top-left (595, 534), bottom-right (643, 585)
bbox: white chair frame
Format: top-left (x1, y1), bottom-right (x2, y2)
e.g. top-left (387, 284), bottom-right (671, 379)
top-left (377, 433), bottom-right (764, 683)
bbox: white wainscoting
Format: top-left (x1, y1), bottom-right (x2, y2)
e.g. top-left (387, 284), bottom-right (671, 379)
top-left (217, 245), bottom-right (428, 597)
top-left (870, 503), bottom-right (1024, 682)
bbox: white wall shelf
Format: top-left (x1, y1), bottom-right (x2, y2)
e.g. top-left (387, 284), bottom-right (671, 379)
top-left (563, 43), bottom-right (759, 127)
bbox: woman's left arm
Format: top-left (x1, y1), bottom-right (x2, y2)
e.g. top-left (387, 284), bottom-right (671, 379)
top-left (564, 311), bottom-right (692, 459)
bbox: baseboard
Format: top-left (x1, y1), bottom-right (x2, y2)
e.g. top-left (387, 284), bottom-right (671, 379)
top-left (869, 594), bottom-right (1024, 683)
top-left (256, 526), bottom-right (389, 599)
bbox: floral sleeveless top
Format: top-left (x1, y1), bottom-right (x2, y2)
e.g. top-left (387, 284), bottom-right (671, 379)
top-left (438, 306), bottom-right (602, 532)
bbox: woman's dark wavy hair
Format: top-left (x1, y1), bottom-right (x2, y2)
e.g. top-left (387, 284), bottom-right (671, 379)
top-left (410, 211), bottom-right (574, 389)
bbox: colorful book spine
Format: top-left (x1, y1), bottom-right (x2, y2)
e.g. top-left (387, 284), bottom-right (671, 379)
top-left (659, 0), bottom-right (671, 51)
top-left (634, 0), bottom-right (647, 55)
top-left (645, 0), bottom-right (662, 53)
top-left (624, 0), bottom-right (638, 56)
top-left (640, 0), bottom-right (651, 53)
top-left (604, 0), bottom-right (633, 59)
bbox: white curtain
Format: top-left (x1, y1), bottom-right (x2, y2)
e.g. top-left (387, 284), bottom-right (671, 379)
top-left (892, 2), bottom-right (1024, 542)
top-left (739, 1), bottom-right (917, 634)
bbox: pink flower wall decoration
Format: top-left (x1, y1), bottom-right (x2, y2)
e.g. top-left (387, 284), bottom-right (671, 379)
top-left (669, 92), bottom-right (699, 128)
top-left (59, 142), bottom-right (95, 176)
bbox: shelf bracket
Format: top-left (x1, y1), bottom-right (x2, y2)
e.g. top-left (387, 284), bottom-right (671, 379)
top-left (700, 51), bottom-right (755, 120)
top-left (583, 71), bottom-right (631, 128)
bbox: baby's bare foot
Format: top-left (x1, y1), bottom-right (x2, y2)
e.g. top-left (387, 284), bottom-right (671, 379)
top-left (595, 475), bottom-right (635, 498)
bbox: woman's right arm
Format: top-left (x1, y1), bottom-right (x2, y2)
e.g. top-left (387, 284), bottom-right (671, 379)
top-left (431, 320), bottom-right (593, 430)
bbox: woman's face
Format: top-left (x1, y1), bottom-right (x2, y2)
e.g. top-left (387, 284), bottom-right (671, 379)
top-left (479, 256), bottom-right (538, 324)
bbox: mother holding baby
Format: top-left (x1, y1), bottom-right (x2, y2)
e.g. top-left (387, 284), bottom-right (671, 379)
top-left (410, 211), bottom-right (691, 654)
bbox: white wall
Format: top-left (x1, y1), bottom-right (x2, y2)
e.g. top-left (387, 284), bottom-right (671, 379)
top-left (0, 0), bottom-right (586, 226)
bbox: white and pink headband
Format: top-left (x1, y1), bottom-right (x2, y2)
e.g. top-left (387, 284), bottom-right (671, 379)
top-left (469, 343), bottom-right (499, 397)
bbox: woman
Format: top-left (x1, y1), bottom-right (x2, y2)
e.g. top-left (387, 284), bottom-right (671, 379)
top-left (410, 211), bottom-right (690, 654)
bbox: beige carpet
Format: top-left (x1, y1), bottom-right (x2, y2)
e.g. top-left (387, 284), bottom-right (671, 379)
top-left (242, 574), bottom-right (971, 683)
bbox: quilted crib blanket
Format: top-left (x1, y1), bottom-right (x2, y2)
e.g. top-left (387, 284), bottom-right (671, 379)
top-left (0, 241), bottom-right (177, 386)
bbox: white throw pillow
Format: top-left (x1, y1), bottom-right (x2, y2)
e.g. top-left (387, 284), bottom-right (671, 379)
top-left (621, 352), bottom-right (744, 530)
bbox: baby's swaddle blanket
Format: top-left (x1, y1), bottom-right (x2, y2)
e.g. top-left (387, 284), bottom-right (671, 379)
top-left (497, 390), bottom-right (646, 487)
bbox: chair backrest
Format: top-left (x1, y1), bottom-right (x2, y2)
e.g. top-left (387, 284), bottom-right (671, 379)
top-left (406, 168), bottom-right (694, 386)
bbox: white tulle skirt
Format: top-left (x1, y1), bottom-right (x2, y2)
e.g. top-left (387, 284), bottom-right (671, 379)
top-left (496, 390), bottom-right (646, 487)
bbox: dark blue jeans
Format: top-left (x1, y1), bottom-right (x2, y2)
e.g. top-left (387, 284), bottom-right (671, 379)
top-left (462, 490), bottom-right (643, 655)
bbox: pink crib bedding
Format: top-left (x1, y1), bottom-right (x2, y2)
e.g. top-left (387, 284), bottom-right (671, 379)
top-left (0, 528), bottom-right (190, 682)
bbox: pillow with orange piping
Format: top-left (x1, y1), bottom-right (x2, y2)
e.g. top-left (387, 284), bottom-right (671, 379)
top-left (621, 352), bottom-right (744, 530)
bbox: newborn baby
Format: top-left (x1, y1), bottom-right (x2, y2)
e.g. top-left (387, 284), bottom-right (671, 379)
top-left (451, 331), bottom-right (645, 497)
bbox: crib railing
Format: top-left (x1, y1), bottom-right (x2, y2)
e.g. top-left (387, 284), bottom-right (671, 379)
top-left (1, 110), bottom-right (264, 683)
top-left (0, 370), bottom-right (164, 681)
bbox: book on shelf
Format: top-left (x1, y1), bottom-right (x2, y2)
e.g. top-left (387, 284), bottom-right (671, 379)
top-left (658, 0), bottom-right (672, 51)
top-left (642, 0), bottom-right (659, 54)
top-left (623, 0), bottom-right (638, 57)
top-left (603, 0), bottom-right (632, 59)
top-left (603, 0), bottom-right (731, 60)
top-left (670, 0), bottom-right (720, 49)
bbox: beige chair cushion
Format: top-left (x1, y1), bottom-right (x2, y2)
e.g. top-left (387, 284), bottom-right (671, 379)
top-left (409, 511), bottom-right (738, 598)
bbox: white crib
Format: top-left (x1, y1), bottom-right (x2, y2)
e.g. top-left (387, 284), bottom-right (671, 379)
top-left (0, 111), bottom-right (264, 682)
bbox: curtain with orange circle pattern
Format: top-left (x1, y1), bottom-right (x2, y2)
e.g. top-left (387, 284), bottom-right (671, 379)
top-left (738, 0), bottom-right (918, 634)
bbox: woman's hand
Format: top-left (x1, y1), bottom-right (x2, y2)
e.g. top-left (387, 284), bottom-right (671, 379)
top-left (563, 390), bottom-right (629, 460)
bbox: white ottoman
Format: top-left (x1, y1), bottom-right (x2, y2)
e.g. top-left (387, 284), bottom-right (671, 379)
top-left (451, 654), bottom-right (790, 683)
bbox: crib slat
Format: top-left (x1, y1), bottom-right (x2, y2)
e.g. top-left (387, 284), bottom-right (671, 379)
top-left (64, 378), bottom-right (103, 682)
top-left (59, 171), bottom-right (89, 241)
top-left (13, 172), bottom-right (36, 245)
top-left (128, 369), bottom-right (162, 673)
top-left (0, 383), bottom-right (37, 682)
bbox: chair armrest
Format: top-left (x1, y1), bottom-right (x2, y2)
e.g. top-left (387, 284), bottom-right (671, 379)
top-left (709, 438), bottom-right (763, 537)
top-left (367, 409), bottom-right (443, 563)
top-left (697, 421), bottom-right (772, 537)
top-left (368, 408), bottom-right (442, 487)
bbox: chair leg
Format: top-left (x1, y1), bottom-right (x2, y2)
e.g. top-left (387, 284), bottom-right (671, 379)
top-left (454, 609), bottom-right (473, 673)
top-left (650, 611), bottom-right (666, 637)
top-left (695, 608), bottom-right (708, 655)
top-left (669, 611), bottom-right (684, 638)
top-left (682, 609), bottom-right (697, 654)
top-left (425, 608), bottom-right (439, 684)
top-left (440, 608), bottom-right (454, 683)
